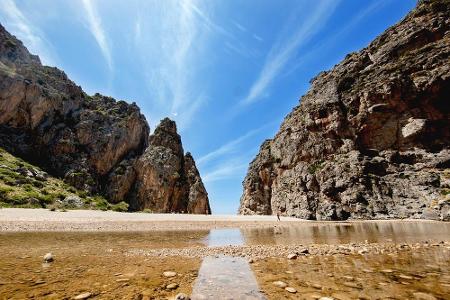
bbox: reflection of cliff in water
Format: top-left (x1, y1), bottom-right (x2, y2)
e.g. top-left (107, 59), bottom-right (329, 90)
top-left (0, 230), bottom-right (211, 251)
top-left (241, 222), bottom-right (450, 245)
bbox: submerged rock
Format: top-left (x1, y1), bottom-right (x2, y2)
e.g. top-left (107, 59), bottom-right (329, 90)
top-left (166, 283), bottom-right (179, 290)
top-left (285, 287), bottom-right (297, 293)
top-left (73, 292), bottom-right (92, 300)
top-left (272, 281), bottom-right (287, 288)
top-left (175, 293), bottom-right (190, 300)
top-left (43, 253), bottom-right (53, 263)
top-left (163, 271), bottom-right (177, 278)
top-left (239, 0), bottom-right (450, 221)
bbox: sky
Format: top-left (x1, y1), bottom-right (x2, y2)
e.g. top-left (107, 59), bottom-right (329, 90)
top-left (0, 0), bottom-right (416, 214)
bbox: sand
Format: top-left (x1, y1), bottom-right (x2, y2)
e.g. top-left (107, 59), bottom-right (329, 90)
top-left (0, 208), bottom-right (442, 232)
top-left (0, 208), bottom-right (307, 231)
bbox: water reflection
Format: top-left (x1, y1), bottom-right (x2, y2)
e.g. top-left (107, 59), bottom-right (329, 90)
top-left (204, 229), bottom-right (244, 247)
top-left (241, 221), bottom-right (450, 245)
top-left (193, 229), bottom-right (266, 299)
top-left (191, 256), bottom-right (266, 300)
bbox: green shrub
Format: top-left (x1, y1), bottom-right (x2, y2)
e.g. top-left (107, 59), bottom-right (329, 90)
top-left (37, 193), bottom-right (54, 205)
top-left (0, 202), bottom-right (12, 208)
top-left (441, 189), bottom-right (450, 196)
top-left (111, 201), bottom-right (129, 212)
top-left (92, 195), bottom-right (110, 211)
top-left (308, 161), bottom-right (324, 174)
top-left (23, 184), bottom-right (34, 192)
top-left (77, 190), bottom-right (88, 198)
top-left (0, 185), bottom-right (13, 196)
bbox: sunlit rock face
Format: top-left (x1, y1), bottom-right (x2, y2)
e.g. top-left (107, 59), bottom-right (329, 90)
top-left (131, 119), bottom-right (211, 214)
top-left (239, 0), bottom-right (450, 221)
top-left (0, 25), bottom-right (210, 213)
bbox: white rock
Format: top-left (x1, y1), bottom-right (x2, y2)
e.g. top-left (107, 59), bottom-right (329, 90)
top-left (163, 271), bottom-right (177, 277)
top-left (175, 293), bottom-right (190, 300)
top-left (273, 281), bottom-right (287, 288)
top-left (73, 292), bottom-right (92, 300)
top-left (166, 283), bottom-right (179, 290)
top-left (287, 253), bottom-right (297, 260)
top-left (285, 287), bottom-right (297, 293)
top-left (43, 253), bottom-right (53, 263)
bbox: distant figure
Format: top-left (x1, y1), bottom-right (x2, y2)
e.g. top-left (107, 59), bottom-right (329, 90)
top-left (276, 211), bottom-right (280, 221)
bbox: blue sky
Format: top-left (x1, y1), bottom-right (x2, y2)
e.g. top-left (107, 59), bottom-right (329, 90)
top-left (0, 0), bottom-right (416, 214)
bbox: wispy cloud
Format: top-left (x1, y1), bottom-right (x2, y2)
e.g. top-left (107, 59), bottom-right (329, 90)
top-left (253, 34), bottom-right (263, 42)
top-left (240, 0), bottom-right (340, 105)
top-left (202, 160), bottom-right (249, 183)
top-left (198, 130), bottom-right (255, 165)
top-left (0, 0), bottom-right (55, 65)
top-left (232, 20), bottom-right (247, 32)
top-left (81, 0), bottom-right (112, 70)
top-left (135, 0), bottom-right (235, 132)
top-left (284, 0), bottom-right (389, 77)
top-left (184, 1), bottom-right (233, 38)
top-left (198, 121), bottom-right (279, 184)
top-left (198, 123), bottom-right (273, 166)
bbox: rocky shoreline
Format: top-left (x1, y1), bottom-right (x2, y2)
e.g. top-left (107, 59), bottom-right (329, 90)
top-left (130, 240), bottom-right (450, 260)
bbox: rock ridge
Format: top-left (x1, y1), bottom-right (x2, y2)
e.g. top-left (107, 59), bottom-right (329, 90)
top-left (239, 0), bottom-right (450, 220)
top-left (0, 24), bottom-right (210, 213)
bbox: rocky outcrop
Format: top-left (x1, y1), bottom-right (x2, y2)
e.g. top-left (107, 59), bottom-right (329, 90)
top-left (239, 0), bottom-right (450, 221)
top-left (0, 24), bottom-right (210, 213)
top-left (131, 119), bottom-right (211, 213)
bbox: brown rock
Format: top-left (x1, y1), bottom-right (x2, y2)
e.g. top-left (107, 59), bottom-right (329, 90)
top-left (0, 25), bottom-right (210, 214)
top-left (239, 0), bottom-right (450, 221)
top-left (131, 119), bottom-right (210, 213)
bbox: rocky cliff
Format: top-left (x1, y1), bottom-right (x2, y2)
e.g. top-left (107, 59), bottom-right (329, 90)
top-left (0, 24), bottom-right (210, 213)
top-left (239, 0), bottom-right (450, 221)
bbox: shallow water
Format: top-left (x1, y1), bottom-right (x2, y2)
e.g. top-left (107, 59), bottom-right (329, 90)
top-left (0, 221), bottom-right (449, 299)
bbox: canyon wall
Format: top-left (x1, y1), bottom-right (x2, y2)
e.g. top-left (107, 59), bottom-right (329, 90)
top-left (239, 0), bottom-right (449, 220)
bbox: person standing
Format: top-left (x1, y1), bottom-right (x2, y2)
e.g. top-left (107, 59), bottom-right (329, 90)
top-left (276, 211), bottom-right (280, 221)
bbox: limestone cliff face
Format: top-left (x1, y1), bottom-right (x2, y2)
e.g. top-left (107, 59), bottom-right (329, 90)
top-left (239, 0), bottom-right (450, 221)
top-left (131, 119), bottom-right (211, 214)
top-left (0, 24), bottom-right (210, 213)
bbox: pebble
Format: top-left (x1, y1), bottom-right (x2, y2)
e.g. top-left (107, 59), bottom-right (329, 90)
top-left (116, 278), bottom-right (129, 282)
top-left (312, 283), bottom-right (322, 289)
top-left (73, 292), bottom-right (92, 300)
top-left (319, 297), bottom-right (334, 300)
top-left (343, 282), bottom-right (360, 289)
top-left (287, 253), bottom-right (297, 260)
top-left (33, 279), bottom-right (46, 285)
top-left (398, 274), bottom-right (413, 280)
top-left (166, 283), bottom-right (179, 290)
top-left (43, 253), bottom-right (54, 263)
top-left (273, 281), bottom-right (288, 288)
top-left (175, 293), bottom-right (190, 300)
top-left (413, 292), bottom-right (437, 300)
top-left (299, 248), bottom-right (309, 254)
top-left (285, 287), bottom-right (297, 293)
top-left (163, 271), bottom-right (177, 277)
top-left (342, 275), bottom-right (354, 281)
